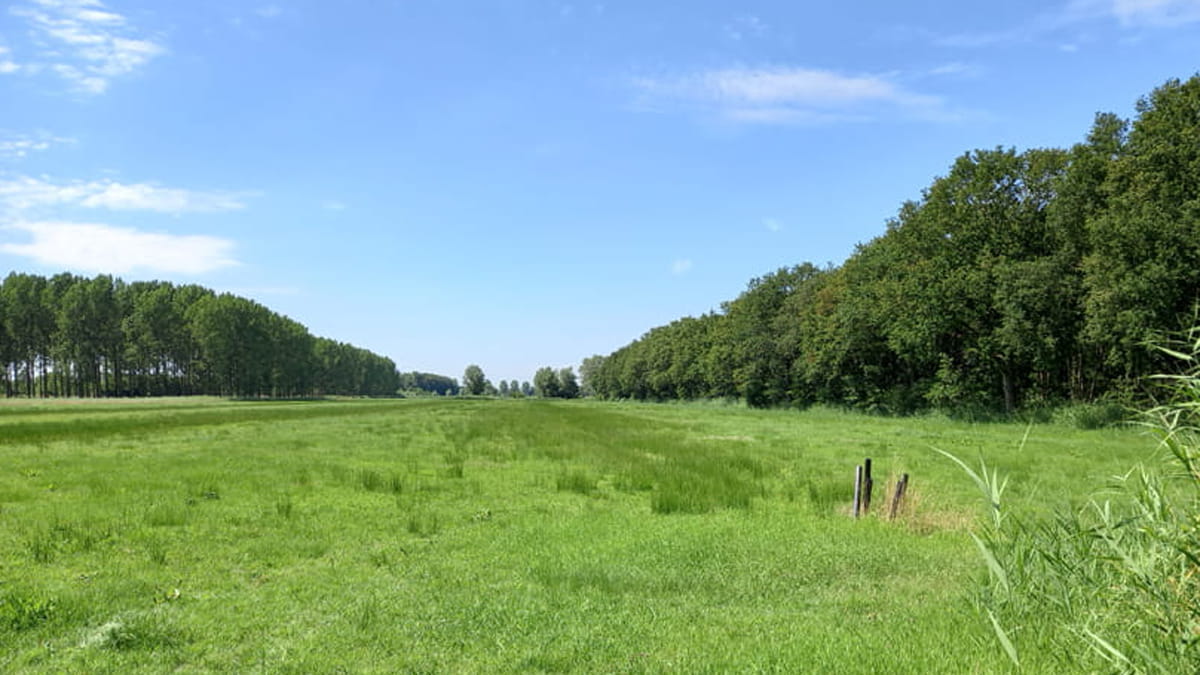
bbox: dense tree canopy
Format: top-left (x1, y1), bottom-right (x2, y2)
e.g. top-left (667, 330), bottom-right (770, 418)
top-left (399, 371), bottom-right (459, 396)
top-left (0, 274), bottom-right (400, 398)
top-left (462, 364), bottom-right (487, 396)
top-left (586, 76), bottom-right (1200, 413)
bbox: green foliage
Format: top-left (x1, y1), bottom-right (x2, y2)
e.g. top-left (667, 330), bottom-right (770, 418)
top-left (0, 273), bottom-right (402, 399)
top-left (592, 75), bottom-right (1200, 417)
top-left (1052, 400), bottom-right (1129, 429)
top-left (951, 329), bottom-right (1200, 672)
top-left (462, 364), bottom-right (486, 396)
top-left (1, 591), bottom-right (57, 631)
top-left (533, 365), bottom-right (560, 397)
top-left (399, 371), bottom-right (459, 396)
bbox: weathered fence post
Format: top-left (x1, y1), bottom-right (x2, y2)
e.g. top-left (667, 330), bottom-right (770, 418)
top-left (889, 473), bottom-right (909, 520)
top-left (863, 458), bottom-right (873, 515)
top-left (852, 464), bottom-right (863, 518)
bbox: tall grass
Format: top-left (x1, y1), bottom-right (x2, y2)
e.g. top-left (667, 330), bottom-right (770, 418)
top-left (956, 330), bottom-right (1200, 672)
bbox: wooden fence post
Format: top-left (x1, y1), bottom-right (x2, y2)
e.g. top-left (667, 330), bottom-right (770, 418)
top-left (863, 458), bottom-right (873, 515)
top-left (889, 473), bottom-right (909, 520)
top-left (852, 465), bottom-right (863, 518)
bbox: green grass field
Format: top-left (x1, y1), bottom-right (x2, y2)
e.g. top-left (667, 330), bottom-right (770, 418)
top-left (0, 398), bottom-right (1162, 672)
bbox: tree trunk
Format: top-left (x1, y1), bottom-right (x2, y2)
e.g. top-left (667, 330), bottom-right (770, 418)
top-left (1001, 369), bottom-right (1015, 414)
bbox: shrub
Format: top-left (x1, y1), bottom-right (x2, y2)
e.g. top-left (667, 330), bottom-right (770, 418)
top-left (1052, 400), bottom-right (1129, 429)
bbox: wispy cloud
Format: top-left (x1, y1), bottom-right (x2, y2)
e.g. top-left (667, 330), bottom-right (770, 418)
top-left (927, 62), bottom-right (983, 78)
top-left (9, 0), bottom-right (165, 94)
top-left (724, 15), bottom-right (767, 41)
top-left (764, 217), bottom-right (783, 232)
top-left (934, 0), bottom-right (1200, 48)
top-left (320, 199), bottom-right (347, 211)
top-left (1111, 0), bottom-right (1200, 26)
top-left (671, 258), bottom-right (693, 275)
top-left (0, 176), bottom-right (251, 213)
top-left (1, 221), bottom-right (238, 274)
top-left (0, 132), bottom-right (75, 159)
top-left (0, 46), bottom-right (19, 74)
top-left (633, 66), bottom-right (957, 125)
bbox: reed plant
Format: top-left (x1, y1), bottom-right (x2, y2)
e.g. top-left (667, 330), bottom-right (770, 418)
top-left (957, 329), bottom-right (1200, 672)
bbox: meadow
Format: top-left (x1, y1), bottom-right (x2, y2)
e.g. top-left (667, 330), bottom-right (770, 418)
top-left (0, 397), bottom-right (1166, 672)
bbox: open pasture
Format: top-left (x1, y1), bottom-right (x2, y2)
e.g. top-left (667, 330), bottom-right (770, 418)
top-left (0, 398), bottom-right (1158, 672)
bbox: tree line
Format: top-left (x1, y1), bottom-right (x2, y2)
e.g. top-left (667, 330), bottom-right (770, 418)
top-left (585, 76), bottom-right (1200, 413)
top-left (458, 363), bottom-right (580, 399)
top-left (0, 273), bottom-right (400, 398)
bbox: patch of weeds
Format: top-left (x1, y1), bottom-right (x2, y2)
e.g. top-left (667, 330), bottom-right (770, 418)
top-left (354, 596), bottom-right (382, 631)
top-left (147, 540), bottom-right (169, 566)
top-left (613, 465), bottom-right (655, 493)
top-left (556, 469), bottom-right (596, 496)
top-left (1053, 401), bottom-right (1129, 429)
top-left (357, 468), bottom-right (406, 494)
top-left (26, 530), bottom-right (59, 563)
top-left (328, 464), bottom-right (351, 485)
top-left (297, 538), bottom-right (329, 559)
top-left (358, 468), bottom-right (385, 492)
top-left (275, 496), bottom-right (295, 519)
top-left (291, 467), bottom-right (313, 487)
top-left (25, 520), bottom-right (116, 561)
top-left (368, 546), bottom-right (406, 568)
top-left (535, 564), bottom-right (641, 595)
top-left (407, 509), bottom-right (441, 537)
top-left (651, 473), bottom-right (757, 514)
top-left (86, 613), bottom-right (189, 651)
top-left (1, 591), bottom-right (56, 630)
top-left (387, 472), bottom-right (404, 494)
top-left (191, 476), bottom-right (222, 501)
top-left (144, 502), bottom-right (189, 527)
top-left (786, 478), bottom-right (843, 515)
top-left (64, 520), bottom-right (114, 551)
top-left (442, 452), bottom-right (466, 479)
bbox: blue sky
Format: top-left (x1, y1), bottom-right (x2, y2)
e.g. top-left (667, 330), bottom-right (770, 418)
top-left (1, 0), bottom-right (1199, 385)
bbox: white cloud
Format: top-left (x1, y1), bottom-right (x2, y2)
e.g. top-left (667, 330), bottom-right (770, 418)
top-left (10, 0), bottom-right (165, 94)
top-left (671, 258), bottom-right (693, 275)
top-left (934, 0), bottom-right (1200, 48)
top-left (255, 5), bottom-right (283, 19)
top-left (320, 200), bottom-right (347, 211)
top-left (764, 217), bottom-right (783, 232)
top-left (0, 133), bottom-right (73, 159)
top-left (0, 46), bottom-right (18, 74)
top-left (1, 221), bottom-right (238, 274)
top-left (1111, 0), bottom-right (1200, 25)
top-left (928, 62), bottom-right (982, 77)
top-left (80, 182), bottom-right (248, 212)
top-left (0, 176), bottom-right (91, 210)
top-left (0, 176), bottom-right (250, 213)
top-left (633, 66), bottom-right (953, 124)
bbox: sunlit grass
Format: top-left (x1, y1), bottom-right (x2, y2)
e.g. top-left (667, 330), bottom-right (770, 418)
top-left (0, 396), bottom-right (1157, 672)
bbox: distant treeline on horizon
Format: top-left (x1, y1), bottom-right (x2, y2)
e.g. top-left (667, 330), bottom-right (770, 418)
top-left (0, 273), bottom-right (452, 399)
top-left (583, 75), bottom-right (1200, 413)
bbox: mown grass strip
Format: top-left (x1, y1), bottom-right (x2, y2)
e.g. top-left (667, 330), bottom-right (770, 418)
top-left (0, 398), bottom-right (427, 445)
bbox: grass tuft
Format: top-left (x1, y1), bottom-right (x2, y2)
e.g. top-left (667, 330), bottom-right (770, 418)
top-left (1, 591), bottom-right (56, 630)
top-left (555, 468), bottom-right (596, 495)
top-left (407, 509), bottom-right (440, 537)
